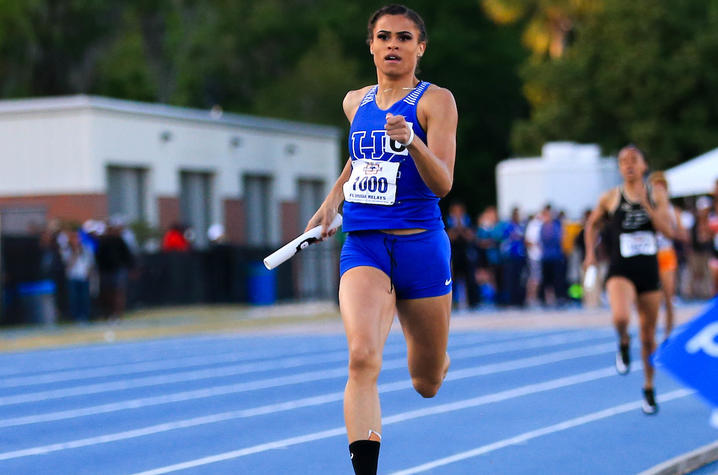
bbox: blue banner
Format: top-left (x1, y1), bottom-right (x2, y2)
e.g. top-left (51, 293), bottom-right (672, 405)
top-left (654, 297), bottom-right (718, 408)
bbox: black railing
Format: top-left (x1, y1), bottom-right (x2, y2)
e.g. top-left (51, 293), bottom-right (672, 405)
top-left (0, 236), bottom-right (339, 326)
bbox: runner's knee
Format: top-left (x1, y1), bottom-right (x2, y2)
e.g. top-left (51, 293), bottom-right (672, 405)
top-left (347, 344), bottom-right (382, 381)
top-left (412, 375), bottom-right (443, 398)
top-left (613, 312), bottom-right (630, 327)
top-left (640, 330), bottom-right (656, 350)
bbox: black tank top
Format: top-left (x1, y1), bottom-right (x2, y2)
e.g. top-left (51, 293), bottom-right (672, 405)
top-left (607, 186), bottom-right (657, 265)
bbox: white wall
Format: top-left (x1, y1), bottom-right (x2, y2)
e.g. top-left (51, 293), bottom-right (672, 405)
top-left (0, 95), bottom-right (341, 245)
top-left (496, 142), bottom-right (621, 220)
top-left (0, 110), bottom-right (94, 194)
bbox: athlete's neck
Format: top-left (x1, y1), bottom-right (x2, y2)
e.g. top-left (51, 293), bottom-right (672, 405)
top-left (623, 179), bottom-right (646, 201)
top-left (376, 76), bottom-right (419, 107)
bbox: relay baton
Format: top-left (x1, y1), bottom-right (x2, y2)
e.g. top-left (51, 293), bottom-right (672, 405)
top-left (263, 214), bottom-right (343, 270)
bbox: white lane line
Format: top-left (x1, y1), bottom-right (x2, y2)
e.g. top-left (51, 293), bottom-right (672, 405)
top-left (0, 330), bottom-right (566, 388)
top-left (0, 331), bottom-right (366, 378)
top-left (0, 393), bottom-right (348, 461)
top-left (0, 333), bottom-right (613, 426)
top-left (0, 352), bottom-right (350, 404)
top-left (390, 389), bottom-right (695, 474)
top-left (0, 336), bottom-right (277, 376)
top-left (0, 343), bottom-right (617, 458)
top-left (127, 363), bottom-right (638, 475)
top-left (0, 348), bottom-right (345, 390)
top-left (0, 336), bottom-right (357, 383)
top-left (0, 343), bottom-right (348, 389)
top-left (0, 330), bottom-right (610, 406)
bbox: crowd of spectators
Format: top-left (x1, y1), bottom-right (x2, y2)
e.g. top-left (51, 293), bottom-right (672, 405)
top-left (5, 180), bottom-right (718, 324)
top-left (446, 178), bottom-right (718, 311)
top-left (5, 217), bottom-right (223, 324)
top-left (28, 217), bottom-right (137, 323)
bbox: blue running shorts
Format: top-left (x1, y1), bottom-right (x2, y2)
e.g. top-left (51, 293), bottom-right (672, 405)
top-left (340, 228), bottom-right (452, 300)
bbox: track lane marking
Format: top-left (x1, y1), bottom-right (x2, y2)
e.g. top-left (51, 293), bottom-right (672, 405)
top-left (0, 331), bottom-right (610, 405)
top-left (0, 337), bottom-right (615, 428)
top-left (0, 330), bottom-right (576, 388)
top-left (126, 363), bottom-right (644, 475)
top-left (390, 389), bottom-right (694, 474)
top-left (0, 343), bottom-right (617, 461)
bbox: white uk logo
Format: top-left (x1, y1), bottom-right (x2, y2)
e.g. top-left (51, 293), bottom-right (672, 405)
top-left (686, 322), bottom-right (718, 357)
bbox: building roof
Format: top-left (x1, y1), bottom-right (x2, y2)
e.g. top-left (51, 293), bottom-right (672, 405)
top-left (0, 94), bottom-right (342, 139)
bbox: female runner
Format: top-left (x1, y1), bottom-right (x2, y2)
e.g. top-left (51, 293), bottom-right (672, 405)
top-left (305, 4), bottom-right (457, 474)
top-left (584, 146), bottom-right (673, 414)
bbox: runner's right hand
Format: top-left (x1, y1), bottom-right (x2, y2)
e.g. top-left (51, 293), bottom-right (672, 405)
top-left (305, 205), bottom-right (338, 239)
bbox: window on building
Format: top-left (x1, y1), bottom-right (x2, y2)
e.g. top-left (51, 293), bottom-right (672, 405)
top-left (297, 179), bottom-right (325, 233)
top-left (107, 166), bottom-right (147, 224)
top-left (243, 174), bottom-right (272, 246)
top-left (297, 179), bottom-right (332, 299)
top-left (180, 171), bottom-right (213, 248)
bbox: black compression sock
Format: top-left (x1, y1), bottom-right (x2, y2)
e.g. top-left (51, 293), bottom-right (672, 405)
top-left (349, 440), bottom-right (380, 475)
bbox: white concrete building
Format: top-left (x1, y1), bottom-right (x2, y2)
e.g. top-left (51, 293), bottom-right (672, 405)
top-left (0, 95), bottom-right (341, 248)
top-left (0, 95), bottom-right (343, 300)
top-left (496, 142), bottom-right (621, 220)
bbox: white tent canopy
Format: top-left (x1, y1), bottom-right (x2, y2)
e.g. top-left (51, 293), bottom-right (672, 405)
top-left (665, 148), bottom-right (718, 197)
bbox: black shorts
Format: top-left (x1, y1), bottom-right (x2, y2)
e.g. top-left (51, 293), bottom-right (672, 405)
top-left (606, 256), bottom-right (660, 294)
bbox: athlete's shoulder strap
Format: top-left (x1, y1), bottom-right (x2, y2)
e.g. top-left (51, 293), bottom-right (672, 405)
top-left (607, 186), bottom-right (622, 216)
top-left (617, 185), bottom-right (627, 203)
top-left (402, 81), bottom-right (431, 106)
top-left (358, 85), bottom-right (378, 108)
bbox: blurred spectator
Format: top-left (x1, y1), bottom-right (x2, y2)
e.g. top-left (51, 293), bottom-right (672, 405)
top-left (524, 212), bottom-right (543, 307)
top-left (677, 205), bottom-right (695, 298)
top-left (162, 223), bottom-right (190, 252)
top-left (38, 226), bottom-right (66, 317)
top-left (710, 179), bottom-right (718, 296)
top-left (498, 207), bottom-right (527, 307)
top-left (573, 210), bottom-right (592, 267)
top-left (446, 201), bottom-right (479, 309)
top-left (81, 220), bottom-right (104, 254)
top-left (688, 197), bottom-right (714, 299)
top-left (111, 215), bottom-right (140, 256)
top-left (561, 212), bottom-right (583, 289)
top-left (61, 228), bottom-right (96, 322)
top-left (539, 205), bottom-right (566, 306)
top-left (208, 223), bottom-right (226, 245)
top-left (475, 206), bottom-right (501, 305)
top-left (96, 220), bottom-right (134, 320)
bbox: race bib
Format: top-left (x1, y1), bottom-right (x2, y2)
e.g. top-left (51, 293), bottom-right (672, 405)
top-left (619, 231), bottom-right (657, 258)
top-left (343, 159), bottom-right (399, 206)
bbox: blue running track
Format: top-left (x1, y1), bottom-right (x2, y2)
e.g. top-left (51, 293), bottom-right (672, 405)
top-left (0, 325), bottom-right (715, 474)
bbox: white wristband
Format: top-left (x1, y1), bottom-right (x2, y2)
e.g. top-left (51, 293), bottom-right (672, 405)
top-left (400, 127), bottom-right (414, 147)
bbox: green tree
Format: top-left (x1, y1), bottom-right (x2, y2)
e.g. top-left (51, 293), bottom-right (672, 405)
top-left (412, 0), bottom-right (528, 210)
top-left (0, 1), bottom-right (528, 213)
top-left (512, 0), bottom-right (718, 168)
top-left (92, 7), bottom-right (158, 102)
top-left (251, 29), bottom-right (361, 126)
top-left (0, 0), bottom-right (119, 96)
top-left (170, 0), bottom-right (329, 111)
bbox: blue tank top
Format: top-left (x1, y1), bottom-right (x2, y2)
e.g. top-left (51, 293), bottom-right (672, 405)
top-left (343, 81), bottom-right (444, 232)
